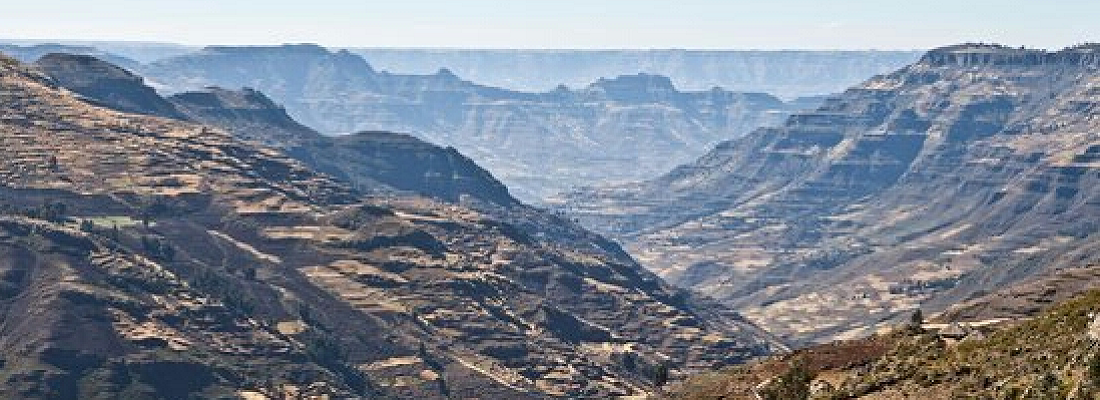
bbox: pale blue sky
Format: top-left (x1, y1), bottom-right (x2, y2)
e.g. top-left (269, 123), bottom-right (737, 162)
top-left (5, 0), bottom-right (1097, 49)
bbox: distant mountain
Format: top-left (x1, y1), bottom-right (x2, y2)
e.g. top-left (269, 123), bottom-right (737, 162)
top-left (0, 53), bottom-right (785, 398)
top-left (565, 43), bottom-right (1100, 345)
top-left (0, 39), bottom-right (194, 63)
top-left (349, 49), bottom-right (923, 98)
top-left (0, 43), bottom-right (140, 70)
top-left (169, 87), bottom-right (521, 207)
top-left (135, 44), bottom-right (814, 201)
top-left (35, 53), bottom-right (186, 120)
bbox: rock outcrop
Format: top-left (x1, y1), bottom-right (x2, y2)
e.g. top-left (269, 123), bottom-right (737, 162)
top-left (565, 43), bottom-right (1100, 345)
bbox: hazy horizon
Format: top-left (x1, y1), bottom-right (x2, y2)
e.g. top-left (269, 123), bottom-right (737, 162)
top-left (5, 0), bottom-right (1098, 50)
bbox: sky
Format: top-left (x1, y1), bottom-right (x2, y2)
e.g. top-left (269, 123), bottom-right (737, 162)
top-left (4, 0), bottom-right (1098, 50)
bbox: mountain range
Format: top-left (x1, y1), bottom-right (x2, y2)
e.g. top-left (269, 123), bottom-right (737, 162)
top-left (0, 52), bottom-right (785, 399)
top-left (4, 39), bottom-right (1100, 399)
top-left (128, 44), bottom-right (818, 201)
top-left (564, 43), bottom-right (1100, 345)
top-left (349, 49), bottom-right (923, 97)
top-left (1, 41), bottom-right (921, 96)
top-left (0, 42), bottom-right (921, 203)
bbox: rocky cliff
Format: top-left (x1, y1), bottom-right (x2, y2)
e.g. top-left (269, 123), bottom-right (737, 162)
top-left (565, 43), bottom-right (1100, 345)
top-left (136, 45), bottom-right (809, 201)
top-left (0, 53), bottom-right (785, 399)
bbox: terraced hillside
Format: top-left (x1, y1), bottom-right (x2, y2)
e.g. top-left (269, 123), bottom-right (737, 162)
top-left (0, 54), bottom-right (785, 399)
top-left (33, 53), bottom-right (518, 208)
top-left (565, 44), bottom-right (1100, 345)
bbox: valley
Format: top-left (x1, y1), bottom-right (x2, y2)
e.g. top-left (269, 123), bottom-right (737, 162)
top-left (565, 43), bottom-right (1100, 345)
top-left (0, 53), bottom-right (785, 399)
top-left (1, 30), bottom-right (1098, 400)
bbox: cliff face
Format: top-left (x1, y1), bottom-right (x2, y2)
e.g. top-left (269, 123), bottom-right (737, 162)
top-left (565, 44), bottom-right (1100, 344)
top-left (137, 45), bottom-right (808, 201)
top-left (0, 54), bottom-right (785, 399)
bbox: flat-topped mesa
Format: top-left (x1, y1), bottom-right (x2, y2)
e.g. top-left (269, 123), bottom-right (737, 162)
top-left (585, 72), bottom-right (679, 103)
top-left (197, 44), bottom-right (378, 75)
top-left (919, 42), bottom-right (1100, 68)
top-left (200, 43), bottom-right (331, 56)
top-left (171, 86), bottom-right (286, 112)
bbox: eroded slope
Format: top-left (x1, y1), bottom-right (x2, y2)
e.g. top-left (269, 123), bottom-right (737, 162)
top-left (0, 54), bottom-right (782, 399)
top-left (567, 44), bottom-right (1100, 344)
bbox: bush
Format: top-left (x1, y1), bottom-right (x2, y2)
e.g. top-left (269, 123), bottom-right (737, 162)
top-left (759, 361), bottom-right (812, 400)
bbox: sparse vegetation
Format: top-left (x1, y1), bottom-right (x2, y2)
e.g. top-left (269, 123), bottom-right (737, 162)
top-left (673, 290), bottom-right (1100, 399)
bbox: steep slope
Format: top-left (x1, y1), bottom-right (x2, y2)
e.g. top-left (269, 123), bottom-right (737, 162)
top-left (167, 86), bottom-right (520, 207)
top-left (0, 54), bottom-right (784, 398)
top-left (30, 56), bottom-right (518, 208)
top-left (137, 45), bottom-right (807, 201)
top-left (566, 44), bottom-right (1100, 345)
top-left (935, 263), bottom-right (1100, 323)
top-left (673, 288), bottom-right (1100, 399)
top-left (349, 49), bottom-right (922, 97)
top-left (34, 53), bottom-right (186, 120)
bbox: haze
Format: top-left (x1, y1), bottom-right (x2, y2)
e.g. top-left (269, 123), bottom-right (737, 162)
top-left (5, 0), bottom-right (1098, 49)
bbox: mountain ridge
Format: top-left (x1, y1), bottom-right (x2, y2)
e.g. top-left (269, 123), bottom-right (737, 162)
top-left (0, 52), bottom-right (784, 398)
top-left (564, 43), bottom-right (1100, 345)
top-left (135, 44), bottom-right (814, 201)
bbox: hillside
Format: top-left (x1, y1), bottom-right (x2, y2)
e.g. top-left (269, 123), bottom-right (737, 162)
top-left (31, 53), bottom-right (518, 208)
top-left (672, 287), bottom-right (1100, 399)
top-left (0, 54), bottom-right (785, 398)
top-left (135, 44), bottom-right (809, 201)
top-left (565, 44), bottom-right (1100, 345)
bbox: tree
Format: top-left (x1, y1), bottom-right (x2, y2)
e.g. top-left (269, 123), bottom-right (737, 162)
top-left (651, 363), bottom-right (670, 387)
top-left (908, 308), bottom-right (925, 333)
